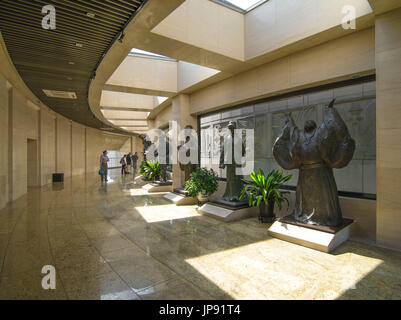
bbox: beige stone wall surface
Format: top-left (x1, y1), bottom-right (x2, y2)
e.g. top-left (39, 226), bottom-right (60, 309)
top-left (39, 110), bottom-right (56, 186)
top-left (56, 118), bottom-right (72, 178)
top-left (154, 104), bottom-right (172, 129)
top-left (10, 90), bottom-right (39, 201)
top-left (72, 123), bottom-right (86, 177)
top-left (190, 28), bottom-right (375, 115)
top-left (375, 8), bottom-right (401, 251)
top-left (245, 0), bottom-right (373, 60)
top-left (0, 73), bottom-right (8, 209)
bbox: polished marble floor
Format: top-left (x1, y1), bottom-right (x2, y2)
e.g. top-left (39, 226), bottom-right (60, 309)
top-left (0, 169), bottom-right (400, 300)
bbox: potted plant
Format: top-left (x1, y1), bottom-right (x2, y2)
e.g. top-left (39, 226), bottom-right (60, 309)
top-left (139, 160), bottom-right (161, 182)
top-left (239, 169), bottom-right (292, 223)
top-left (184, 167), bottom-right (219, 203)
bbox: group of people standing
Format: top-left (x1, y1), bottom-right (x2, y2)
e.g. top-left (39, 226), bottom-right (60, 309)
top-left (120, 152), bottom-right (139, 175)
top-left (99, 150), bottom-right (139, 182)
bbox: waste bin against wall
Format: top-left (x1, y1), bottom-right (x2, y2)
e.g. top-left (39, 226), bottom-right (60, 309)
top-left (52, 173), bottom-right (64, 182)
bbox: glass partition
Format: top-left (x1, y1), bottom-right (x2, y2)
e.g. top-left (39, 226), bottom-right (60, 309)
top-left (199, 81), bottom-right (376, 196)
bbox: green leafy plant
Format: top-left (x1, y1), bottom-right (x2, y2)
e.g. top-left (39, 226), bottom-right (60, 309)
top-left (139, 160), bottom-right (161, 181)
top-left (240, 169), bottom-right (292, 210)
top-left (184, 167), bottom-right (219, 198)
top-left (139, 161), bottom-right (150, 180)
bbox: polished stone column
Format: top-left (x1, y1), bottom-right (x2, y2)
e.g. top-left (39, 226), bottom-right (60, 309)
top-left (375, 7), bottom-right (401, 251)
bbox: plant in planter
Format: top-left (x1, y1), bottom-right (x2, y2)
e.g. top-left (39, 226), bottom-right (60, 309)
top-left (139, 161), bottom-right (150, 180)
top-left (239, 169), bottom-right (292, 223)
top-left (139, 160), bottom-right (151, 181)
top-left (139, 160), bottom-right (161, 182)
top-left (184, 167), bottom-right (219, 203)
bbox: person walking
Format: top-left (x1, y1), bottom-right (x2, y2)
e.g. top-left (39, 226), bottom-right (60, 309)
top-left (120, 155), bottom-right (128, 175)
top-left (100, 150), bottom-right (109, 182)
top-left (132, 152), bottom-right (139, 175)
top-left (126, 152), bottom-right (132, 173)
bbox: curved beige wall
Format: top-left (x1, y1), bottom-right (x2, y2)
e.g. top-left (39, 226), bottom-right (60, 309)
top-left (0, 36), bottom-right (133, 209)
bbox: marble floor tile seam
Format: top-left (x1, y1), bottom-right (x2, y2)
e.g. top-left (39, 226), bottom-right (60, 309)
top-left (0, 207), bottom-right (31, 279)
top-left (86, 244), bottom-right (146, 300)
top-left (83, 220), bottom-right (214, 299)
top-left (133, 275), bottom-right (216, 299)
top-left (104, 228), bottom-right (222, 299)
top-left (71, 216), bottom-right (150, 300)
top-left (57, 262), bottom-right (140, 300)
top-left (41, 197), bottom-right (70, 300)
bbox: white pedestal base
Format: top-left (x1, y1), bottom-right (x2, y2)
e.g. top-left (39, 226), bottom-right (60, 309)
top-left (163, 192), bottom-right (197, 205)
top-left (268, 220), bottom-right (352, 253)
top-left (142, 183), bottom-right (173, 193)
top-left (197, 203), bottom-right (258, 222)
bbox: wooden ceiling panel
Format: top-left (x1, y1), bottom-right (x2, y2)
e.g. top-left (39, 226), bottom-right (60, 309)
top-left (0, 0), bottom-right (146, 132)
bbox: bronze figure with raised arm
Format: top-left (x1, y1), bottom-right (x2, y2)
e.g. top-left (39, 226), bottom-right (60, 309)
top-left (273, 99), bottom-right (355, 227)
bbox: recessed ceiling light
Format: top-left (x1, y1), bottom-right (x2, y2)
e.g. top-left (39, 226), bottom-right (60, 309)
top-left (75, 43), bottom-right (83, 48)
top-left (86, 12), bottom-right (95, 18)
top-left (68, 61), bottom-right (75, 65)
top-left (67, 77), bottom-right (73, 80)
top-left (43, 89), bottom-right (77, 99)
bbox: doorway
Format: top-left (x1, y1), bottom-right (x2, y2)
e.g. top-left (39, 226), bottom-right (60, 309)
top-left (27, 139), bottom-right (39, 187)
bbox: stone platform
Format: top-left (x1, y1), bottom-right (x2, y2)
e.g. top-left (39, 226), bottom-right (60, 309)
top-left (142, 181), bottom-right (173, 193)
top-left (268, 216), bottom-right (353, 253)
top-left (163, 188), bottom-right (197, 205)
top-left (163, 192), bottom-right (197, 205)
top-left (198, 201), bottom-right (258, 222)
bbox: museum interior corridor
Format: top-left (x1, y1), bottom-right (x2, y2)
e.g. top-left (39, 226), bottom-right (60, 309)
top-left (0, 169), bottom-right (400, 300)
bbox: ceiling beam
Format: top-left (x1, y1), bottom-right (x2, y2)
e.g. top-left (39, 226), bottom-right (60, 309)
top-left (100, 106), bottom-right (153, 112)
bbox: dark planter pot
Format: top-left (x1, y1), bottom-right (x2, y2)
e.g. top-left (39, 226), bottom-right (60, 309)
top-left (197, 191), bottom-right (209, 206)
top-left (258, 201), bottom-right (276, 223)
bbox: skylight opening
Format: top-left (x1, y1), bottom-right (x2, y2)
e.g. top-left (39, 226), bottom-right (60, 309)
top-left (129, 48), bottom-right (176, 61)
top-left (212, 0), bottom-right (267, 12)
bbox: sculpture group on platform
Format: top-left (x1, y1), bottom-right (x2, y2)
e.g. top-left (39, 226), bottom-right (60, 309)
top-left (145, 98), bottom-right (356, 230)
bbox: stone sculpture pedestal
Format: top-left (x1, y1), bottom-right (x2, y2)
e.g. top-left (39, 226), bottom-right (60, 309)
top-left (135, 177), bottom-right (151, 187)
top-left (142, 180), bottom-right (173, 193)
top-left (268, 216), bottom-right (353, 253)
top-left (198, 201), bottom-right (258, 222)
top-left (163, 188), bottom-right (197, 205)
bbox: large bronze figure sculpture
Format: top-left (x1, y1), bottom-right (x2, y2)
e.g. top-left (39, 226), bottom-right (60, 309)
top-left (216, 121), bottom-right (248, 207)
top-left (178, 134), bottom-right (197, 184)
top-left (272, 99), bottom-right (355, 227)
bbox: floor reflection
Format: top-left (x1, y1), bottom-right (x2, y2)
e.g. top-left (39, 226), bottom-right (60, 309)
top-left (0, 168), bottom-right (400, 300)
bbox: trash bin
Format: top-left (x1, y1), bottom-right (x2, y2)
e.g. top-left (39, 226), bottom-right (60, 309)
top-left (52, 173), bottom-right (64, 182)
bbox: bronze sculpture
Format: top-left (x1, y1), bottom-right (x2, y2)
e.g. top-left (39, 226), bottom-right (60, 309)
top-left (139, 134), bottom-right (152, 161)
top-left (216, 121), bottom-right (248, 207)
top-left (273, 99), bottom-right (355, 227)
top-left (178, 134), bottom-right (197, 184)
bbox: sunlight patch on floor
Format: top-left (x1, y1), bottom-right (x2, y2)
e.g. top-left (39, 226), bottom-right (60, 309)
top-left (128, 188), bottom-right (169, 196)
top-left (184, 239), bottom-right (384, 299)
top-left (135, 203), bottom-right (200, 223)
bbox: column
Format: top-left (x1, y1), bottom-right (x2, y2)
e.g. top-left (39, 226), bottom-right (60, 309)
top-left (375, 8), bottom-right (401, 250)
top-left (171, 94), bottom-right (197, 189)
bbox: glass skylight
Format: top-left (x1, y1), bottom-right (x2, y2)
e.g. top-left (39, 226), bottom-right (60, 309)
top-left (129, 48), bottom-right (175, 61)
top-left (213, 0), bottom-right (267, 12)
